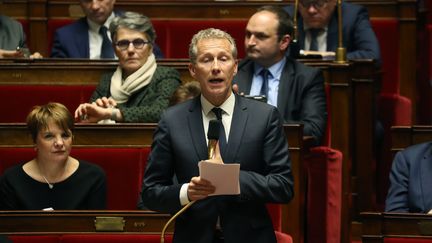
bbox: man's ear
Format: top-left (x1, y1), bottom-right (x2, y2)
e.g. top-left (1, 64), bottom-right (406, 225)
top-left (188, 63), bottom-right (196, 78)
top-left (280, 34), bottom-right (291, 52)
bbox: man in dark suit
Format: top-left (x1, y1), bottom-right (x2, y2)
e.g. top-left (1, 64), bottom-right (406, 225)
top-left (141, 28), bottom-right (294, 243)
top-left (50, 0), bottom-right (163, 58)
top-left (385, 142), bottom-right (432, 213)
top-left (284, 0), bottom-right (381, 66)
top-left (234, 6), bottom-right (327, 146)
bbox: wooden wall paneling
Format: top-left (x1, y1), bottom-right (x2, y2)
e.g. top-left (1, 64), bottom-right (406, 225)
top-left (28, 0), bottom-right (48, 56)
top-left (398, 0), bottom-right (417, 123)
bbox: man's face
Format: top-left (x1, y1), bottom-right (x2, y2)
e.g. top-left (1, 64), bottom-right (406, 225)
top-left (244, 11), bottom-right (289, 68)
top-left (298, 0), bottom-right (337, 29)
top-left (80, 0), bottom-right (116, 25)
top-left (189, 38), bottom-right (238, 106)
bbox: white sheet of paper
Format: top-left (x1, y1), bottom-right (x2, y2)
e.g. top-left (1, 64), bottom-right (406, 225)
top-left (198, 161), bottom-right (240, 196)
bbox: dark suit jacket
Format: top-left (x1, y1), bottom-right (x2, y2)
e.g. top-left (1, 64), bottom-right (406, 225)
top-left (385, 142), bottom-right (432, 213)
top-left (50, 16), bottom-right (164, 58)
top-left (142, 95), bottom-right (294, 243)
top-left (284, 2), bottom-right (381, 66)
top-left (233, 58), bottom-right (327, 146)
top-left (90, 66), bottom-right (180, 122)
top-left (0, 15), bottom-right (26, 50)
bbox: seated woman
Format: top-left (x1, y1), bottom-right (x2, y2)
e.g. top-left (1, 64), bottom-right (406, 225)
top-left (385, 141), bottom-right (432, 213)
top-left (0, 102), bottom-right (106, 210)
top-left (75, 12), bottom-right (181, 123)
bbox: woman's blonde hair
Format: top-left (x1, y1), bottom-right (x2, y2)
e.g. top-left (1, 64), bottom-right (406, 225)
top-left (26, 102), bottom-right (74, 142)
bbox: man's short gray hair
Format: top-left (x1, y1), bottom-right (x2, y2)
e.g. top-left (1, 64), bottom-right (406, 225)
top-left (189, 28), bottom-right (237, 64)
top-left (109, 12), bottom-right (156, 43)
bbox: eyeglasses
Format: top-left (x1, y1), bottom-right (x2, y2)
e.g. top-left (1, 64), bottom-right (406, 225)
top-left (299, 0), bottom-right (329, 9)
top-left (115, 39), bottom-right (151, 50)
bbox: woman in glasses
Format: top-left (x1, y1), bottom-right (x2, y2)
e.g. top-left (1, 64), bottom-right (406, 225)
top-left (75, 12), bottom-right (180, 123)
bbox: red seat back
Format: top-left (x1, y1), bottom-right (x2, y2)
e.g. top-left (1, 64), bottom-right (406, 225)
top-left (371, 19), bottom-right (400, 94)
top-left (0, 85), bottom-right (94, 122)
top-left (305, 146), bottom-right (342, 243)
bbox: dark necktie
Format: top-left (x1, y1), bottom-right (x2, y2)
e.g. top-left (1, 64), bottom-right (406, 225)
top-left (260, 69), bottom-right (270, 97)
top-left (99, 26), bottom-right (114, 58)
top-left (212, 107), bottom-right (227, 153)
top-left (309, 28), bottom-right (320, 51)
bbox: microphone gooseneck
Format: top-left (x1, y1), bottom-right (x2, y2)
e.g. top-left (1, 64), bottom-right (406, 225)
top-left (160, 119), bottom-right (221, 243)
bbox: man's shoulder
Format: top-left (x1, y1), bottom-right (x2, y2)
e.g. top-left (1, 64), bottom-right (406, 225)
top-left (402, 142), bottom-right (432, 157)
top-left (341, 2), bottom-right (366, 15)
top-left (56, 17), bottom-right (88, 35)
top-left (0, 15), bottom-right (21, 28)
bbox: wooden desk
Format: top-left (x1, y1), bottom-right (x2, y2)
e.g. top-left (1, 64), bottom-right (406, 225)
top-left (0, 210), bottom-right (172, 234)
top-left (0, 123), bottom-right (306, 243)
top-left (361, 212), bottom-right (432, 242)
top-left (392, 125), bottom-right (432, 153)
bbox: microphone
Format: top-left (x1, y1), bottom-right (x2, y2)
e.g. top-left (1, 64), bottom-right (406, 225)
top-left (207, 119), bottom-right (220, 159)
top-left (159, 119), bottom-right (220, 243)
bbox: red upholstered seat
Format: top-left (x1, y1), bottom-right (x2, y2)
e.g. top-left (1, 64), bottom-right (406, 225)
top-left (60, 234), bottom-right (173, 243)
top-left (160, 19), bottom-right (247, 58)
top-left (371, 19), bottom-right (400, 94)
top-left (275, 231), bottom-right (293, 243)
top-left (0, 85), bottom-right (94, 123)
top-left (70, 147), bottom-right (150, 210)
top-left (305, 146), bottom-right (342, 243)
top-left (8, 235), bottom-right (61, 243)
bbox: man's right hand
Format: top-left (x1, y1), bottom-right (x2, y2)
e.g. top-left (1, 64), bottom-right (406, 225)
top-left (187, 177), bottom-right (216, 201)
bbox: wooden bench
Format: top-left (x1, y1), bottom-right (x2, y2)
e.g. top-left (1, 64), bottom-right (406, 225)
top-left (361, 212), bottom-right (432, 242)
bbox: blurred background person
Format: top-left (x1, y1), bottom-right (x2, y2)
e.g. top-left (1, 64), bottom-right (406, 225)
top-left (0, 14), bottom-right (42, 58)
top-left (385, 141), bottom-right (432, 213)
top-left (284, 0), bottom-right (381, 66)
top-left (51, 0), bottom-right (163, 59)
top-left (234, 6), bottom-right (327, 146)
top-left (75, 12), bottom-right (180, 123)
top-left (0, 102), bottom-right (106, 210)
top-left (169, 81), bottom-right (201, 106)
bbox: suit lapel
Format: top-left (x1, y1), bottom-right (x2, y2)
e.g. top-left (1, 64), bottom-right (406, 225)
top-left (187, 97), bottom-right (208, 160)
top-left (223, 95), bottom-right (248, 163)
top-left (420, 148), bottom-right (432, 211)
top-left (327, 12), bottom-right (339, 52)
top-left (236, 60), bottom-right (254, 93)
top-left (277, 59), bottom-right (294, 117)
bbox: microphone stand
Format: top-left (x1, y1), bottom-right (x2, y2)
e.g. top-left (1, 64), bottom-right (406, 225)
top-left (160, 120), bottom-right (221, 243)
top-left (290, 0), bottom-right (300, 59)
top-left (335, 0), bottom-right (347, 63)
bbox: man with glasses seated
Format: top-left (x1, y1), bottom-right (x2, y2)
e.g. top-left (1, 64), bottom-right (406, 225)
top-left (51, 0), bottom-right (164, 59)
top-left (74, 12), bottom-right (180, 123)
top-left (284, 0), bottom-right (381, 66)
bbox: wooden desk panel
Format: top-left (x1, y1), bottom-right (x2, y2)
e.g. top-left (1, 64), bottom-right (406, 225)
top-left (391, 125), bottom-right (432, 153)
top-left (0, 210), bottom-right (172, 234)
top-left (361, 212), bottom-right (432, 242)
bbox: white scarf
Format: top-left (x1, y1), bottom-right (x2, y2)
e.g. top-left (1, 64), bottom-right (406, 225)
top-left (110, 53), bottom-right (157, 104)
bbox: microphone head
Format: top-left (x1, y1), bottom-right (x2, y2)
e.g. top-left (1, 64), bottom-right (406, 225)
top-left (207, 120), bottom-right (220, 140)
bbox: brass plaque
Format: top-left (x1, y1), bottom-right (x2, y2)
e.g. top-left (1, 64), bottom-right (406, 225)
top-left (419, 221), bottom-right (432, 235)
top-left (94, 217), bottom-right (125, 232)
